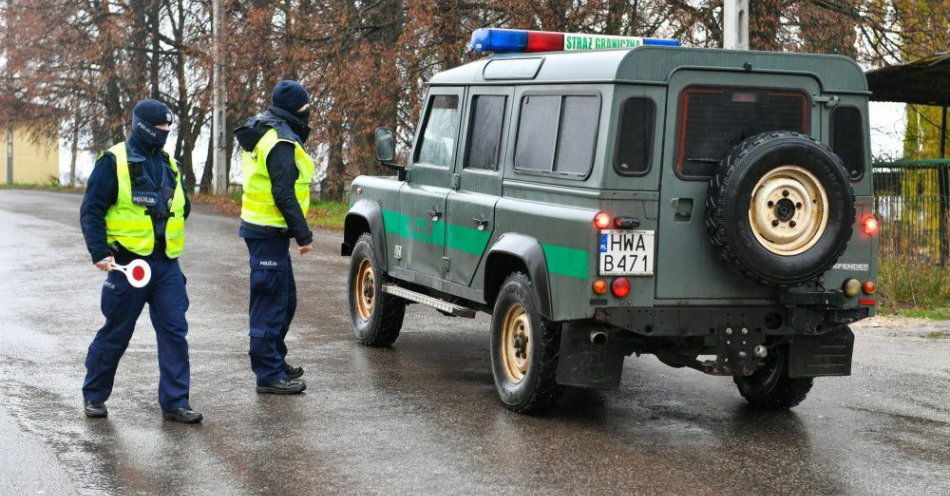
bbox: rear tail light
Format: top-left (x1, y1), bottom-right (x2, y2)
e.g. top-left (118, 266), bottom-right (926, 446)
top-left (594, 212), bottom-right (611, 229)
top-left (611, 277), bottom-right (630, 298)
top-left (859, 298), bottom-right (876, 306)
top-left (862, 215), bottom-right (879, 236)
top-left (592, 280), bottom-right (608, 295)
top-left (862, 280), bottom-right (876, 295)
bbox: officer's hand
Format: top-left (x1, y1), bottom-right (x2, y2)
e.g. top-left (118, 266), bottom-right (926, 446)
top-left (298, 243), bottom-right (313, 255)
top-left (95, 256), bottom-right (115, 272)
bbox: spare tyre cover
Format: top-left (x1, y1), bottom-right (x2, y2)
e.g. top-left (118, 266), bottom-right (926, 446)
top-left (705, 131), bottom-right (855, 287)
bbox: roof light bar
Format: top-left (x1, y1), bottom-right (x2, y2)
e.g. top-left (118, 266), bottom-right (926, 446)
top-left (469, 28), bottom-right (680, 53)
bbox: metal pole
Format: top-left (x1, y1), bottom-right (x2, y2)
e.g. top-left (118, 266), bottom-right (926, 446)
top-left (723, 0), bottom-right (749, 50)
top-left (4, 0), bottom-right (12, 184)
top-left (5, 124), bottom-right (11, 184)
top-left (939, 105), bottom-right (948, 266)
top-left (211, 0), bottom-right (227, 194)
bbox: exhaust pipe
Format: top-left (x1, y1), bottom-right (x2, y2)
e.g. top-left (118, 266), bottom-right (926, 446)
top-left (589, 331), bottom-right (608, 345)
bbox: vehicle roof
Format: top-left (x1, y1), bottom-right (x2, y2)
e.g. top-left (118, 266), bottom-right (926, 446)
top-left (428, 45), bottom-right (868, 94)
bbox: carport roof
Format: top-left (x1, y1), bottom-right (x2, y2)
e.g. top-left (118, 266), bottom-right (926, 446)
top-left (866, 53), bottom-right (950, 106)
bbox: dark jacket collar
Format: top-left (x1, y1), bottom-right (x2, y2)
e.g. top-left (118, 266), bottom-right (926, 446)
top-left (234, 107), bottom-right (311, 153)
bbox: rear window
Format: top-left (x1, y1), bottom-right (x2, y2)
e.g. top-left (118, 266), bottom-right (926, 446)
top-left (830, 106), bottom-right (865, 179)
top-left (514, 94), bottom-right (600, 178)
top-left (676, 87), bottom-right (810, 178)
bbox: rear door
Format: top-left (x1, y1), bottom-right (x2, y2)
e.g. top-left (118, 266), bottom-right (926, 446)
top-left (656, 71), bottom-right (821, 300)
top-left (397, 87), bottom-right (464, 286)
top-left (444, 87), bottom-right (511, 287)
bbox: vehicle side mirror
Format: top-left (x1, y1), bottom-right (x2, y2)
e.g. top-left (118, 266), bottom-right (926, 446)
top-left (374, 127), bottom-right (396, 164)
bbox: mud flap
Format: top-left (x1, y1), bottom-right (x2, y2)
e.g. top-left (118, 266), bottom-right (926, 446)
top-left (555, 322), bottom-right (626, 389)
top-left (788, 326), bottom-right (854, 378)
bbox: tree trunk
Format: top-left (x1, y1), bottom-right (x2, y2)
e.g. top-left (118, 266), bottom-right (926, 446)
top-left (199, 134), bottom-right (214, 193)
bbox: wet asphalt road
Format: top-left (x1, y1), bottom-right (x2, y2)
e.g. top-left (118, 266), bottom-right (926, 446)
top-left (0, 189), bottom-right (948, 495)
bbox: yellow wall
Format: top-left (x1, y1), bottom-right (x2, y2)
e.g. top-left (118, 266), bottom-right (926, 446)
top-left (1, 126), bottom-right (59, 184)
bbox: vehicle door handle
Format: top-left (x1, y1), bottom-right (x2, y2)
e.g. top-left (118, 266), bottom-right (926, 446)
top-left (427, 208), bottom-right (442, 221)
top-left (472, 217), bottom-right (489, 231)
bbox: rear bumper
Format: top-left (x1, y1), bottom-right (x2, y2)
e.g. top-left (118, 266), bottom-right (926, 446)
top-left (592, 304), bottom-right (869, 337)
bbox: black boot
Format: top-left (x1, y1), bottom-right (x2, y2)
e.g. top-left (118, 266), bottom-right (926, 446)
top-left (163, 406), bottom-right (203, 424)
top-left (283, 363), bottom-right (304, 380)
top-left (256, 379), bottom-right (307, 395)
top-left (84, 400), bottom-right (108, 418)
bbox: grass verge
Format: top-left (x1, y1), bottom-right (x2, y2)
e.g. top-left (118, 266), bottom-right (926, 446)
top-left (877, 257), bottom-right (950, 319)
top-left (2, 184), bottom-right (347, 231)
top-left (187, 192), bottom-right (347, 231)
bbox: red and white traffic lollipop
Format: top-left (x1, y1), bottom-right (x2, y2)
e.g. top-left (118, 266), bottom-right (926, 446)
top-left (110, 259), bottom-right (152, 288)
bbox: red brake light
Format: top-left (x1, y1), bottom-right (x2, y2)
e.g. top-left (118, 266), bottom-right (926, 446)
top-left (594, 212), bottom-right (611, 229)
top-left (862, 216), bottom-right (879, 236)
top-left (611, 277), bottom-right (630, 298)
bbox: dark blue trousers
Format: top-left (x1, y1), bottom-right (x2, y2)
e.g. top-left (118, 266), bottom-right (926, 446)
top-left (83, 258), bottom-right (191, 412)
top-left (245, 237), bottom-right (297, 386)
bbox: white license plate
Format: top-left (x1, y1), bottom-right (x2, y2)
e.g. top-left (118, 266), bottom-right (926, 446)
top-left (599, 230), bottom-right (654, 276)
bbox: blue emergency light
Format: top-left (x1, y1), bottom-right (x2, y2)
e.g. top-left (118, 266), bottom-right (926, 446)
top-left (469, 28), bottom-right (681, 53)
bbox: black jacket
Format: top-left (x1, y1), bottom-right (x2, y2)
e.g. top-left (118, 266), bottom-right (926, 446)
top-left (234, 107), bottom-right (313, 246)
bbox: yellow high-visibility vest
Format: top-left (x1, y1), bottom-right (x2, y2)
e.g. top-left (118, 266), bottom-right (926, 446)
top-left (240, 128), bottom-right (315, 227)
top-left (103, 142), bottom-right (186, 258)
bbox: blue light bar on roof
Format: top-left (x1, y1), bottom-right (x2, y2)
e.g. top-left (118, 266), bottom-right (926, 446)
top-left (469, 28), bottom-right (681, 53)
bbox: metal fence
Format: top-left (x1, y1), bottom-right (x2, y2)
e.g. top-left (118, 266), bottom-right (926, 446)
top-left (872, 159), bottom-right (950, 264)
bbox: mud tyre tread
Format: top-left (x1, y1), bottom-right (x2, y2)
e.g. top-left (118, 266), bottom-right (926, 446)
top-left (734, 345), bottom-right (814, 409)
top-left (348, 233), bottom-right (405, 347)
top-left (490, 272), bottom-right (563, 415)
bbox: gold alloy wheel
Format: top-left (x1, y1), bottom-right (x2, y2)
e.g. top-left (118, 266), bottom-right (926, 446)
top-left (748, 165), bottom-right (829, 256)
top-left (500, 302), bottom-right (531, 384)
top-left (354, 258), bottom-right (375, 321)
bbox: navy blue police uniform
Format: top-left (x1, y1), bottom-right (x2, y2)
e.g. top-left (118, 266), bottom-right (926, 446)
top-left (233, 81), bottom-right (313, 394)
top-left (79, 99), bottom-right (202, 422)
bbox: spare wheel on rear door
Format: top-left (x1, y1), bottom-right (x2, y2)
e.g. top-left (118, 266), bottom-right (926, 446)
top-left (705, 131), bottom-right (855, 287)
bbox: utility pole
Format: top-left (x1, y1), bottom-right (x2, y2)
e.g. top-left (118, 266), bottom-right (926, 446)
top-left (211, 0), bottom-right (227, 194)
top-left (4, 0), bottom-right (13, 184)
top-left (723, 0), bottom-right (749, 50)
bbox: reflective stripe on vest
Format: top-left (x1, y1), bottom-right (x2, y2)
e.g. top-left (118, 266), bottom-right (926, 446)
top-left (240, 128), bottom-right (315, 228)
top-left (103, 142), bottom-right (187, 258)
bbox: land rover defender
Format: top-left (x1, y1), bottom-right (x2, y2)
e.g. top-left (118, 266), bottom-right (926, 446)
top-left (341, 29), bottom-right (878, 414)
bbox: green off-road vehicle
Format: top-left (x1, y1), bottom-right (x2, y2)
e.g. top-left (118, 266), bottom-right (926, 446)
top-left (342, 29), bottom-right (878, 414)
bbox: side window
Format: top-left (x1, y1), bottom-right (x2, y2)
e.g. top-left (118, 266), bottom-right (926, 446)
top-left (415, 94), bottom-right (460, 167)
top-left (676, 87), bottom-right (810, 178)
top-left (514, 94), bottom-right (600, 177)
top-left (464, 95), bottom-right (507, 171)
top-left (514, 95), bottom-right (560, 172)
top-left (830, 106), bottom-right (865, 179)
top-left (614, 97), bottom-right (656, 175)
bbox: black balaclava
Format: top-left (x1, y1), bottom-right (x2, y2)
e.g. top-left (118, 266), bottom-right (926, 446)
top-left (130, 99), bottom-right (173, 150)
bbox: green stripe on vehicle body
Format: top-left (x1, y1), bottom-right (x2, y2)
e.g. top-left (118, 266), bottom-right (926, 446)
top-left (541, 243), bottom-right (589, 279)
top-left (383, 209), bottom-right (589, 279)
top-left (446, 224), bottom-right (491, 255)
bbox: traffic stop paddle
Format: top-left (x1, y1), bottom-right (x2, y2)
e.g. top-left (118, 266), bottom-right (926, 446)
top-left (110, 259), bottom-right (152, 288)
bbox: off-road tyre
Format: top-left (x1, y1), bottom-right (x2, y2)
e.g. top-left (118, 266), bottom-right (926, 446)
top-left (489, 272), bottom-right (563, 414)
top-left (348, 233), bottom-right (406, 347)
top-left (706, 131), bottom-right (855, 287)
top-left (734, 345), bottom-right (813, 409)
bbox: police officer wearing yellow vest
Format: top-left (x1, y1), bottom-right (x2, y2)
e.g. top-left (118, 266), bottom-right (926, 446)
top-left (79, 99), bottom-right (202, 423)
top-left (234, 81), bottom-right (315, 394)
